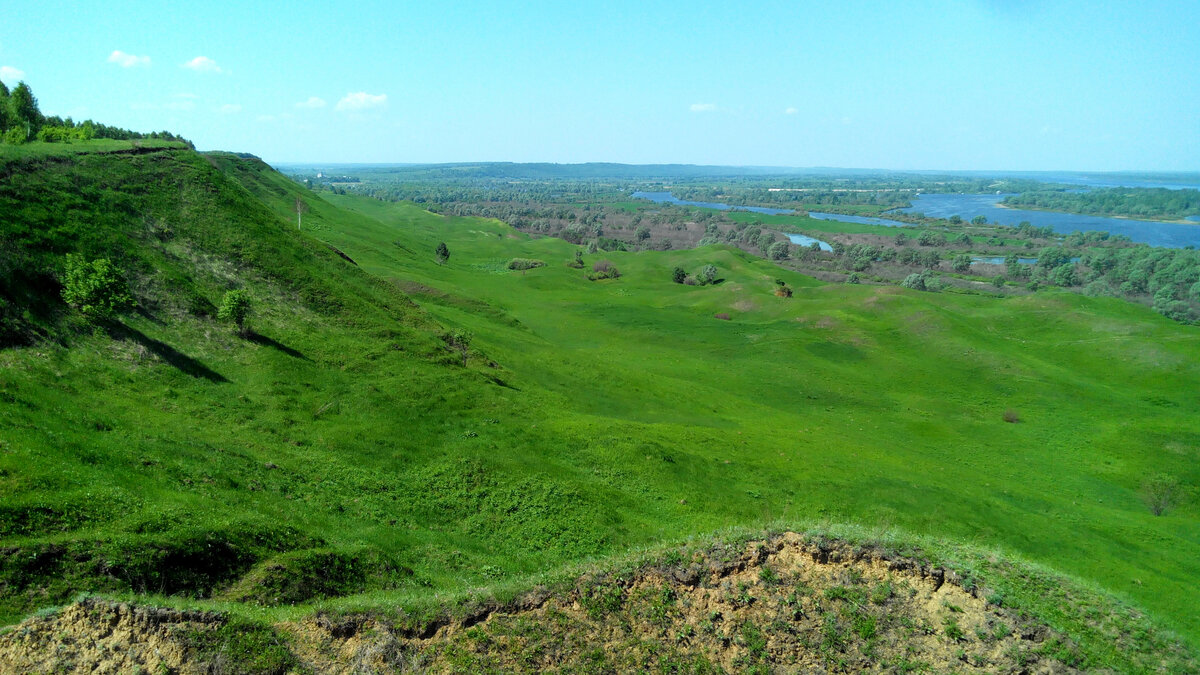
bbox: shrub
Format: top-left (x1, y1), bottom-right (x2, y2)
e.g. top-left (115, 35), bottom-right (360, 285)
top-left (767, 240), bottom-right (790, 260)
top-left (61, 254), bottom-right (134, 318)
top-left (1052, 263), bottom-right (1079, 287)
top-left (900, 272), bottom-right (927, 291)
top-left (588, 260), bottom-right (620, 280)
top-left (714, 313), bottom-right (731, 320)
top-left (847, 273), bottom-right (861, 284)
top-left (4, 127), bottom-right (27, 145)
top-left (918, 230), bottom-right (945, 247)
top-left (672, 267), bottom-right (686, 284)
top-left (444, 329), bottom-right (472, 366)
top-left (1142, 474), bottom-right (1180, 516)
top-left (567, 250), bottom-right (584, 268)
top-left (507, 258), bottom-right (546, 271)
top-left (1002, 409), bottom-right (1020, 423)
top-left (992, 275), bottom-right (1006, 288)
top-left (217, 290), bottom-right (252, 336)
top-left (774, 284), bottom-right (793, 297)
top-left (435, 241), bottom-right (450, 263)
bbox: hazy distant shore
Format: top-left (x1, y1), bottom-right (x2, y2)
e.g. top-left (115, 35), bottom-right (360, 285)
top-left (995, 200), bottom-right (1200, 225)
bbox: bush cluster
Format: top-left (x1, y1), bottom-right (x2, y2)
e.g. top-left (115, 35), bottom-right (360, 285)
top-left (588, 260), bottom-right (621, 280)
top-left (507, 258), bottom-right (546, 271)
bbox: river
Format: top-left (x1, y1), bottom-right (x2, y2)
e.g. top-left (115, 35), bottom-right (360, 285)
top-left (631, 191), bottom-right (796, 216)
top-left (632, 190), bottom-right (1200, 248)
top-left (896, 194), bottom-right (1200, 248)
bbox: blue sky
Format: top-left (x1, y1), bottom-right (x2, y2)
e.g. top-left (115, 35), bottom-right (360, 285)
top-left (2, 0), bottom-right (1198, 170)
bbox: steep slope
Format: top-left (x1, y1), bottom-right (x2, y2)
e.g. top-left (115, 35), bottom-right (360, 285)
top-left (0, 146), bottom-right (583, 622)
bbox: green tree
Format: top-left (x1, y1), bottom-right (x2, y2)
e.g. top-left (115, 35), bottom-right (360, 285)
top-left (672, 266), bottom-right (686, 284)
top-left (992, 275), bottom-right (1006, 288)
top-left (952, 254), bottom-right (972, 274)
top-left (9, 82), bottom-right (41, 135)
top-left (635, 226), bottom-right (651, 241)
top-left (917, 230), bottom-right (945, 247)
top-left (1052, 263), bottom-right (1078, 287)
top-left (435, 241), bottom-right (450, 263)
top-left (971, 215), bottom-right (988, 225)
top-left (700, 264), bottom-right (718, 285)
top-left (756, 232), bottom-right (776, 254)
top-left (894, 232), bottom-right (909, 246)
top-left (1005, 253), bottom-right (1023, 278)
top-left (217, 290), bottom-right (252, 336)
top-left (0, 79), bottom-right (11, 133)
top-left (61, 255), bottom-right (133, 318)
top-left (900, 272), bottom-right (928, 291)
top-left (767, 240), bottom-right (790, 260)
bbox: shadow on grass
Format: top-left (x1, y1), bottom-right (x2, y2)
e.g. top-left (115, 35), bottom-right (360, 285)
top-left (108, 322), bottom-right (228, 383)
top-left (246, 331), bottom-right (308, 360)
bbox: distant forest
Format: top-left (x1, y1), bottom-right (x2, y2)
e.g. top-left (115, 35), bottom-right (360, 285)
top-left (1003, 188), bottom-right (1200, 220)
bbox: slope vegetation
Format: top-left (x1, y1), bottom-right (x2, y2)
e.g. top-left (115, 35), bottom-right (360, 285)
top-left (0, 148), bottom-right (1196, 670)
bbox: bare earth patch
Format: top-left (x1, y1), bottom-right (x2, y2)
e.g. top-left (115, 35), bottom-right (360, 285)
top-left (1, 534), bottom-right (1117, 673)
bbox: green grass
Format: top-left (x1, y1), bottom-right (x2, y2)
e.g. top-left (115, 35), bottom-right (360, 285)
top-left (0, 138), bottom-right (188, 165)
top-left (0, 148), bottom-right (1197, 664)
top-left (311, 190), bottom-right (1200, 643)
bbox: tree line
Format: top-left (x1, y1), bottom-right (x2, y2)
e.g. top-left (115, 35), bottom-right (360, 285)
top-left (1003, 188), bottom-right (1200, 220)
top-left (0, 79), bottom-right (189, 146)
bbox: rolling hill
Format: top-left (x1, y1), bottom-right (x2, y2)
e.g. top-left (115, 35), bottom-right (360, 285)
top-left (0, 143), bottom-right (1197, 672)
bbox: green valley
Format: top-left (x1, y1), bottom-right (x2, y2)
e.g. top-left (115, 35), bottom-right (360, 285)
top-left (1, 140), bottom-right (1198, 671)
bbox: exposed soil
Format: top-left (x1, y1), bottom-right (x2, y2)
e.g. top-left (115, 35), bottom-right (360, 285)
top-left (0, 533), bottom-right (1096, 673)
top-left (0, 601), bottom-right (223, 674)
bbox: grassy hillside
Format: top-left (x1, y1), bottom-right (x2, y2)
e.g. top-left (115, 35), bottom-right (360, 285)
top-left (0, 148), bottom-right (1197, 668)
top-left (306, 189), bottom-right (1200, 622)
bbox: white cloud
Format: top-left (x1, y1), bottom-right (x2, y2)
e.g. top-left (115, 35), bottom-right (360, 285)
top-left (182, 56), bottom-right (223, 73)
top-left (336, 92), bottom-right (387, 111)
top-left (689, 103), bottom-right (717, 112)
top-left (256, 114), bottom-right (276, 122)
top-left (217, 103), bottom-right (242, 114)
top-left (164, 99), bottom-right (196, 111)
top-left (0, 65), bottom-right (25, 81)
top-left (785, 107), bottom-right (798, 115)
top-left (108, 50), bottom-right (151, 68)
top-left (295, 96), bottom-right (326, 109)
